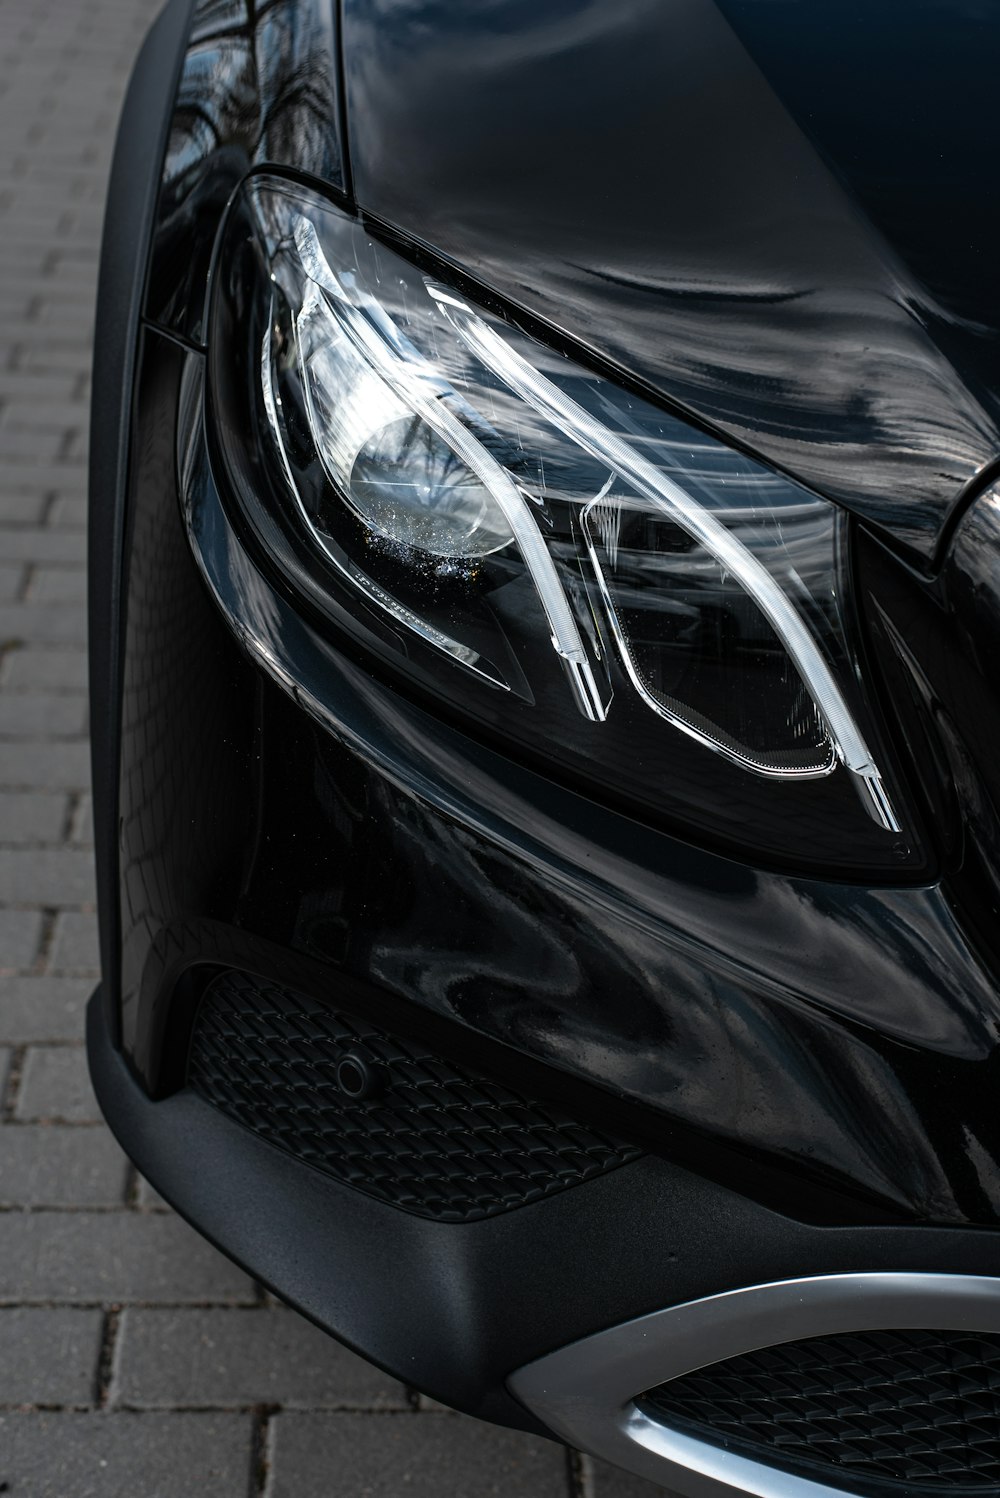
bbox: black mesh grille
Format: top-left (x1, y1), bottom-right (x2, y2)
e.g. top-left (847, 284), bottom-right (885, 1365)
top-left (641, 1328), bottom-right (1000, 1493)
top-left (187, 970), bottom-right (641, 1223)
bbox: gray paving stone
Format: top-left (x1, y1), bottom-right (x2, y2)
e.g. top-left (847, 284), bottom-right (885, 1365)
top-left (267, 1412), bottom-right (570, 1498)
top-left (2, 647), bottom-right (88, 691)
top-left (0, 790), bottom-right (68, 844)
top-left (49, 910), bottom-right (99, 971)
top-left (62, 431), bottom-right (89, 464)
top-left (415, 1394), bottom-right (458, 1413)
top-left (46, 495), bottom-right (89, 528)
top-left (0, 1211), bottom-right (256, 1303)
top-left (0, 907), bottom-right (43, 970)
top-left (0, 741), bottom-right (91, 790)
top-left (0, 1412), bottom-right (253, 1497)
top-left (0, 692), bottom-right (88, 738)
top-left (2, 466), bottom-right (87, 501)
top-left (117, 1307), bottom-right (409, 1411)
top-left (0, 1123), bottom-right (129, 1206)
top-left (0, 529), bottom-right (87, 564)
top-left (13, 342), bottom-right (93, 376)
top-left (3, 395), bottom-right (84, 437)
top-left (136, 1174), bottom-right (170, 1210)
top-left (0, 603), bottom-right (87, 646)
top-left (0, 976), bottom-right (91, 1043)
top-left (587, 1455), bottom-right (683, 1497)
top-left (71, 792), bottom-right (93, 845)
top-left (2, 403), bottom-right (90, 434)
top-left (0, 371), bottom-right (77, 402)
top-left (0, 1308), bottom-right (104, 1404)
top-left (15, 1045), bottom-right (101, 1121)
top-left (0, 564), bottom-right (26, 602)
top-left (29, 566), bottom-right (88, 603)
top-left (0, 493), bottom-right (47, 526)
top-left (0, 429), bottom-right (71, 463)
top-left (0, 847), bottom-right (96, 903)
top-left (44, 249), bottom-right (100, 275)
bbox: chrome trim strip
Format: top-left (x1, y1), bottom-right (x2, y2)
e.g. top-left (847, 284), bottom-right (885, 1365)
top-left (508, 1272), bottom-right (1000, 1498)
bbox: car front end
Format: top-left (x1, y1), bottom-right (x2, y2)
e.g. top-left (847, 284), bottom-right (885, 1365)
top-left (88, 2), bottom-right (1000, 1491)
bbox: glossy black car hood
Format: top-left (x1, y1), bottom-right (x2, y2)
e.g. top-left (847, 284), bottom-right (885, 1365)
top-left (341, 0), bottom-right (1000, 559)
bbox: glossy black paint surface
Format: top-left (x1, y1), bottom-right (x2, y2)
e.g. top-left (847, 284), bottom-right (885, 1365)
top-left (149, 0), bottom-right (1000, 560)
top-left (146, 0), bottom-right (346, 343)
top-left (859, 493), bottom-right (1000, 978)
top-left (90, 0), bottom-right (194, 1030)
top-left (113, 327), bottom-right (1000, 1231)
top-left (341, 0), bottom-right (1000, 560)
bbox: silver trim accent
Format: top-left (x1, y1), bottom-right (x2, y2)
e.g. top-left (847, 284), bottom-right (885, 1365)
top-left (509, 1272), bottom-right (1000, 1497)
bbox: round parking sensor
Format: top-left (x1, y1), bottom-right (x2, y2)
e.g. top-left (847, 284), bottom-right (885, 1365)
top-left (335, 1051), bottom-right (383, 1102)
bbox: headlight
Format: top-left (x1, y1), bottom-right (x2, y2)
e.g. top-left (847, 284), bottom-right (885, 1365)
top-left (209, 176), bottom-right (921, 874)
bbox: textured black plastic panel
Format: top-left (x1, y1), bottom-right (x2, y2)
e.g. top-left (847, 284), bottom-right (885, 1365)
top-left (187, 970), bottom-right (642, 1223)
top-left (642, 1327), bottom-right (1000, 1491)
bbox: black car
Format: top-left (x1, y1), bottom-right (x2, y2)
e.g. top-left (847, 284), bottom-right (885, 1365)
top-left (88, 1), bottom-right (1000, 1492)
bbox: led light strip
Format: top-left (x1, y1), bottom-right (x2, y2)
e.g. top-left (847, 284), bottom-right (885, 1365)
top-left (429, 285), bottom-right (899, 832)
top-left (579, 493), bottom-right (837, 780)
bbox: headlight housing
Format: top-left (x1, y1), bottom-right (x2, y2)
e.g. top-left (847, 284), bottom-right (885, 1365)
top-left (209, 176), bottom-right (921, 875)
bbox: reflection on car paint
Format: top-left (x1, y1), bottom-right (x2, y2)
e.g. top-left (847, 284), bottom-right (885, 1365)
top-left (117, 330), bottom-right (1000, 1230)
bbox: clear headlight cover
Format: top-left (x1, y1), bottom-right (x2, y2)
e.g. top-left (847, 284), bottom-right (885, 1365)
top-left (209, 177), bottom-right (920, 874)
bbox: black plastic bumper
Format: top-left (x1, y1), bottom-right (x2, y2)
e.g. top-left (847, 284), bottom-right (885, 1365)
top-left (89, 988), bottom-right (1000, 1426)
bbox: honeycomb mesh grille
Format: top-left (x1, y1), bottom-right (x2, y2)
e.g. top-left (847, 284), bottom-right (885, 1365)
top-left (187, 970), bottom-right (642, 1223)
top-left (641, 1327), bottom-right (1000, 1493)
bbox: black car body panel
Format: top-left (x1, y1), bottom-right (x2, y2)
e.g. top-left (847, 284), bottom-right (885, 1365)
top-left (89, 0), bottom-right (1000, 1476)
top-left (145, 0), bottom-right (347, 344)
top-left (340, 0), bottom-right (1000, 562)
top-left (147, 0), bottom-right (1000, 563)
top-left (88, 0), bottom-right (196, 1029)
top-left (110, 322), bottom-right (1000, 1230)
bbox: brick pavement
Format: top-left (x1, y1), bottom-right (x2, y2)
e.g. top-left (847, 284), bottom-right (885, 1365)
top-left (0, 1), bottom-right (665, 1493)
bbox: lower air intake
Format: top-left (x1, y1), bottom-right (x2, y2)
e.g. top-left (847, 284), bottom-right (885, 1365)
top-left (641, 1327), bottom-right (1000, 1493)
top-left (186, 970), bottom-right (641, 1224)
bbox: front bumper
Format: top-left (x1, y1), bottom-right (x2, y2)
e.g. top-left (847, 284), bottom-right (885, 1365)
top-left (87, 988), bottom-right (1000, 1431)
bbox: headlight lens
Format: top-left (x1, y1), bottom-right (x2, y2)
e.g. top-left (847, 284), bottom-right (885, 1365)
top-left (210, 176), bottom-right (920, 874)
